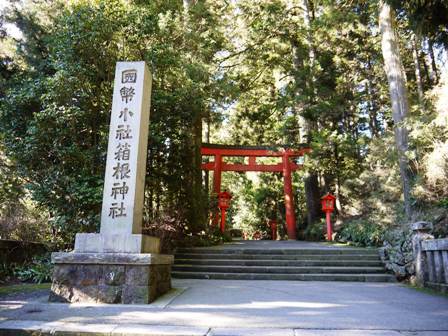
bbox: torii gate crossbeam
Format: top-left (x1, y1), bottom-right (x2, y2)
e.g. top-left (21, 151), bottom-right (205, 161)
top-left (201, 144), bottom-right (310, 240)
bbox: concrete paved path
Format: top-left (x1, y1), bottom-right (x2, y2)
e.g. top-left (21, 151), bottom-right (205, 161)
top-left (1, 279), bottom-right (447, 335)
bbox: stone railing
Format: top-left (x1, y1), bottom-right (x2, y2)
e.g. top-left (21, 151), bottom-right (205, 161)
top-left (422, 239), bottom-right (448, 288)
top-left (411, 221), bottom-right (448, 293)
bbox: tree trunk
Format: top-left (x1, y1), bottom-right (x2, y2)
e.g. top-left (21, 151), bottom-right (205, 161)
top-left (289, 0), bottom-right (321, 228)
top-left (191, 114), bottom-right (206, 231)
top-left (379, 1), bottom-right (413, 220)
top-left (421, 49), bottom-right (431, 85)
top-left (428, 38), bottom-right (439, 84)
top-left (304, 172), bottom-right (321, 225)
top-left (302, 0), bottom-right (316, 92)
top-left (183, 0), bottom-right (207, 232)
top-left (204, 112), bottom-right (210, 195)
top-left (301, 0), bottom-right (321, 227)
top-left (412, 34), bottom-right (424, 106)
top-left (367, 90), bottom-right (379, 137)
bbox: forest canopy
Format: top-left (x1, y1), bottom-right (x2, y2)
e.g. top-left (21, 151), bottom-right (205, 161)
top-left (0, 0), bottom-right (447, 247)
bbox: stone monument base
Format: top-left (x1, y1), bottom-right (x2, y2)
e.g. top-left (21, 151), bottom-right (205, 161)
top-left (49, 252), bottom-right (173, 304)
top-left (74, 233), bottom-right (160, 253)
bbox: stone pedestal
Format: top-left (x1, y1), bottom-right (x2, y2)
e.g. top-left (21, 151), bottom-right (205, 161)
top-left (49, 252), bottom-right (173, 304)
top-left (74, 233), bottom-right (160, 253)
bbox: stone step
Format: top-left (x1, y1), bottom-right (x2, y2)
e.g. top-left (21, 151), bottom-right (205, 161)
top-left (172, 271), bottom-right (396, 282)
top-left (176, 248), bottom-right (379, 255)
top-left (174, 259), bottom-right (384, 267)
top-left (175, 253), bottom-right (380, 261)
top-left (172, 265), bottom-right (386, 274)
top-left (172, 245), bottom-right (390, 282)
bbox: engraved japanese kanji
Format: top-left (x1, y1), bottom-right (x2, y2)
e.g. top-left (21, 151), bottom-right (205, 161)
top-left (120, 86), bottom-right (135, 103)
top-left (112, 162), bottom-right (131, 180)
top-left (115, 143), bottom-right (131, 161)
top-left (109, 202), bottom-right (126, 218)
top-left (111, 181), bottom-right (129, 200)
top-left (116, 125), bottom-right (133, 140)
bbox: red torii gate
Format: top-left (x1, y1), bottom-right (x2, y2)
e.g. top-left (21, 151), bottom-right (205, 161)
top-left (201, 144), bottom-right (310, 240)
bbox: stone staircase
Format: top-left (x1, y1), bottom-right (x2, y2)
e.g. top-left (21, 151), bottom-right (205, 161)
top-left (172, 246), bottom-right (396, 282)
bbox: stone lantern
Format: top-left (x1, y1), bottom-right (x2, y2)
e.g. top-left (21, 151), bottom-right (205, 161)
top-left (321, 193), bottom-right (336, 241)
top-left (218, 190), bottom-right (232, 233)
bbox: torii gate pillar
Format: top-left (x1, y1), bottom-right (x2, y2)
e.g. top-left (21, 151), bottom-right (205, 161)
top-left (212, 154), bottom-right (223, 225)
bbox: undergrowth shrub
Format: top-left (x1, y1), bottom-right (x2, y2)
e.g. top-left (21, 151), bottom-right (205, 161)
top-left (143, 208), bottom-right (232, 253)
top-left (0, 262), bottom-right (16, 284)
top-left (143, 208), bottom-right (186, 253)
top-left (14, 254), bottom-right (53, 284)
top-left (174, 227), bottom-right (232, 248)
top-left (337, 219), bottom-right (385, 247)
top-left (304, 219), bottom-right (325, 241)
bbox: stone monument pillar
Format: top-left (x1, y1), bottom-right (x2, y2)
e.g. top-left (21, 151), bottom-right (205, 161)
top-left (50, 62), bottom-right (173, 304)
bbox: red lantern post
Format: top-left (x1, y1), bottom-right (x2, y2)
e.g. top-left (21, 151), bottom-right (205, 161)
top-left (218, 190), bottom-right (232, 233)
top-left (321, 193), bottom-right (336, 241)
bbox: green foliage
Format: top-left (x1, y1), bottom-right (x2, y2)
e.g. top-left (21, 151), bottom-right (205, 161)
top-left (303, 219), bottom-right (325, 241)
top-left (439, 198), bottom-right (448, 209)
top-left (14, 255), bottom-right (52, 284)
top-left (0, 148), bottom-right (50, 241)
top-left (143, 206), bottom-right (232, 252)
top-left (0, 262), bottom-right (15, 284)
top-left (0, 0), bottom-right (232, 243)
top-left (0, 204), bottom-right (50, 242)
top-left (337, 219), bottom-right (386, 247)
top-left (390, 0), bottom-right (448, 48)
top-left (0, 0), bottom-right (446, 247)
top-left (175, 226), bottom-right (232, 248)
top-left (221, 172), bottom-right (294, 238)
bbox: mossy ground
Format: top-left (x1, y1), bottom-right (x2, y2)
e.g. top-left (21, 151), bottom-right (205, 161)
top-left (405, 284), bottom-right (448, 298)
top-left (0, 283), bottom-right (50, 297)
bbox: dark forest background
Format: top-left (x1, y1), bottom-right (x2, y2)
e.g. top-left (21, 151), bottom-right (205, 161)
top-left (0, 1), bottom-right (447, 255)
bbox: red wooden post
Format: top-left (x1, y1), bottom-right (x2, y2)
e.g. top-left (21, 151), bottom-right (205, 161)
top-left (249, 156), bottom-right (256, 166)
top-left (220, 208), bottom-right (226, 233)
top-left (213, 154), bottom-right (222, 226)
top-left (325, 211), bottom-right (332, 241)
top-left (282, 153), bottom-right (297, 240)
top-left (213, 154), bottom-right (222, 194)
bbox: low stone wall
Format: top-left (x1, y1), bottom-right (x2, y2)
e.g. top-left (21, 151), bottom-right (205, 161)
top-left (411, 221), bottom-right (448, 293)
top-left (0, 239), bottom-right (49, 265)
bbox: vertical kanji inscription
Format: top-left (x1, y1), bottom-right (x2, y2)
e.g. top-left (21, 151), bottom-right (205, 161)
top-left (100, 62), bottom-right (152, 235)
